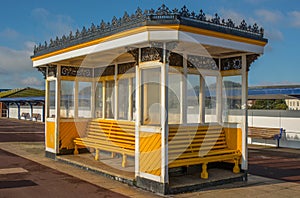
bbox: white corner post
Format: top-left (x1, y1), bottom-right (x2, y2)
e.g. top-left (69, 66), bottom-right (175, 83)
top-left (55, 64), bottom-right (61, 154)
top-left (161, 43), bottom-right (169, 184)
top-left (128, 78), bottom-right (133, 121)
top-left (216, 59), bottom-right (223, 123)
top-left (114, 63), bottom-right (118, 120)
top-left (135, 48), bottom-right (141, 178)
top-left (180, 53), bottom-right (187, 124)
top-left (241, 54), bottom-right (248, 170)
top-left (91, 71), bottom-right (96, 118)
top-left (102, 81), bottom-right (106, 119)
top-left (74, 80), bottom-right (79, 118)
top-left (199, 76), bottom-right (205, 124)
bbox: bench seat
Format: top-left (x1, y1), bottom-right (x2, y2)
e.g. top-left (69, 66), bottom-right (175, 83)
top-left (74, 119), bottom-right (135, 167)
top-left (248, 127), bottom-right (283, 147)
top-left (168, 125), bottom-right (241, 179)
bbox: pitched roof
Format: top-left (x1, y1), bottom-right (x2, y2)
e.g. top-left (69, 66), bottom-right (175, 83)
top-left (0, 87), bottom-right (45, 98)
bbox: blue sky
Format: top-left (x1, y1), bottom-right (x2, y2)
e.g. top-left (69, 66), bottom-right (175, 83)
top-left (0, 0), bottom-right (300, 89)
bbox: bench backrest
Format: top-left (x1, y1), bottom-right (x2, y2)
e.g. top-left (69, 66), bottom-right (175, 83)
top-left (168, 125), bottom-right (227, 159)
top-left (86, 119), bottom-right (135, 150)
top-left (248, 127), bottom-right (283, 138)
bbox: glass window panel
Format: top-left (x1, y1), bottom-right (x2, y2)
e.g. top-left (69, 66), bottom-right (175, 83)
top-left (141, 68), bottom-right (161, 125)
top-left (48, 80), bottom-right (56, 118)
top-left (78, 82), bottom-right (92, 118)
top-left (168, 73), bottom-right (181, 124)
top-left (105, 80), bottom-right (115, 118)
top-left (222, 75), bottom-right (242, 123)
top-left (95, 82), bottom-right (103, 118)
top-left (60, 81), bottom-right (75, 118)
top-left (223, 76), bottom-right (242, 110)
top-left (187, 74), bottom-right (200, 123)
top-left (118, 79), bottom-right (129, 120)
top-left (205, 76), bottom-right (217, 123)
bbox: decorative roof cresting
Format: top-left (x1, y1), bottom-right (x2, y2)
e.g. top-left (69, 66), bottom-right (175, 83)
top-left (33, 4), bottom-right (266, 57)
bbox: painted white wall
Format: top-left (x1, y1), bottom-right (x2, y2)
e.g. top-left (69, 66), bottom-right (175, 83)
top-left (226, 110), bottom-right (300, 148)
top-left (8, 105), bottom-right (44, 122)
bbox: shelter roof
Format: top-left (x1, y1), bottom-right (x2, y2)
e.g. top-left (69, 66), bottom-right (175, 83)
top-left (31, 4), bottom-right (267, 59)
top-left (0, 87), bottom-right (45, 98)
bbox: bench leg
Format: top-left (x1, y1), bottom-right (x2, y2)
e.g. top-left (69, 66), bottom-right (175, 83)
top-left (201, 163), bottom-right (208, 179)
top-left (74, 145), bottom-right (79, 155)
top-left (122, 154), bottom-right (127, 168)
top-left (95, 149), bottom-right (99, 161)
top-left (111, 152), bottom-right (116, 158)
top-left (89, 148), bottom-right (95, 153)
top-left (233, 158), bottom-right (240, 174)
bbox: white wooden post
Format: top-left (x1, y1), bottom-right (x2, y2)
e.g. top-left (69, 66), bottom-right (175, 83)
top-left (143, 84), bottom-right (148, 122)
top-left (74, 80), bottom-right (78, 118)
top-left (114, 63), bottom-right (118, 120)
top-left (55, 64), bottom-right (61, 154)
top-left (161, 43), bottom-right (168, 183)
top-left (199, 76), bottom-right (205, 123)
top-left (45, 78), bottom-right (49, 119)
top-left (241, 54), bottom-right (248, 170)
top-left (91, 72), bottom-right (96, 118)
top-left (135, 48), bottom-right (141, 177)
top-left (216, 67), bottom-right (223, 123)
top-left (128, 78), bottom-right (133, 121)
top-left (102, 81), bottom-right (106, 119)
top-left (180, 53), bottom-right (187, 124)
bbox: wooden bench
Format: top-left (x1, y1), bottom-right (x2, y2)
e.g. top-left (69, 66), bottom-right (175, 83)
top-left (21, 112), bottom-right (30, 120)
top-left (168, 125), bottom-right (241, 179)
top-left (73, 119), bottom-right (135, 167)
top-left (248, 127), bottom-right (283, 148)
top-left (32, 113), bottom-right (41, 121)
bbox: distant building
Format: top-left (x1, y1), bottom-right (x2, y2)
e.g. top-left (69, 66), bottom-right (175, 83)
top-left (285, 99), bottom-right (300, 110)
top-left (248, 85), bottom-right (300, 110)
top-left (0, 87), bottom-right (45, 121)
top-left (0, 89), bottom-right (10, 117)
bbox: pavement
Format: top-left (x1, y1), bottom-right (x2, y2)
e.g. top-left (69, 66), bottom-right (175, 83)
top-left (0, 118), bottom-right (300, 197)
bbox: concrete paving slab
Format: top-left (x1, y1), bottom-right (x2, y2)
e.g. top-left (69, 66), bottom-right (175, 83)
top-left (0, 118), bottom-right (299, 197)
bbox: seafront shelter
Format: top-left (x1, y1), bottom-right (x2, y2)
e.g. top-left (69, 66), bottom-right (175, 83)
top-left (31, 5), bottom-right (267, 194)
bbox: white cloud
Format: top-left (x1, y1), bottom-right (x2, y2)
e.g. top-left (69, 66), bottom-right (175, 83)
top-left (0, 28), bottom-right (19, 40)
top-left (0, 46), bottom-right (32, 73)
top-left (31, 8), bottom-right (75, 38)
top-left (0, 44), bottom-right (44, 89)
top-left (288, 11), bottom-right (300, 28)
top-left (220, 9), bottom-right (246, 25)
top-left (244, 0), bottom-right (271, 4)
top-left (21, 77), bottom-right (43, 87)
top-left (265, 29), bottom-right (284, 41)
top-left (255, 9), bottom-right (283, 24)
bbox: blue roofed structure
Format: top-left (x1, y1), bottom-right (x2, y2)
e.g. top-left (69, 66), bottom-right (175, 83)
top-left (248, 85), bottom-right (300, 99)
top-left (204, 85), bottom-right (300, 99)
top-left (0, 87), bottom-right (45, 121)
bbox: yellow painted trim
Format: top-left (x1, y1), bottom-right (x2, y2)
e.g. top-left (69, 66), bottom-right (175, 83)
top-left (61, 76), bottom-right (94, 82)
top-left (46, 121), bottom-right (55, 149)
top-left (221, 69), bottom-right (242, 76)
top-left (117, 73), bottom-right (135, 79)
top-left (99, 76), bottom-right (115, 81)
top-left (31, 26), bottom-right (151, 61)
top-left (32, 25), bottom-right (267, 62)
top-left (178, 25), bottom-right (267, 47)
